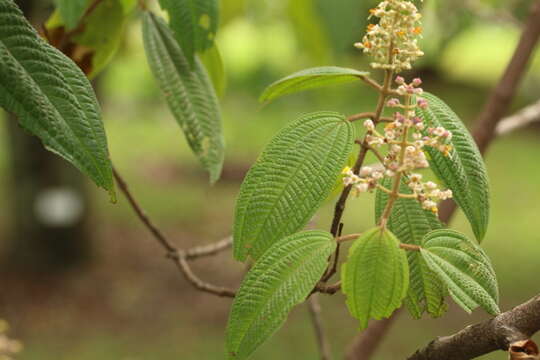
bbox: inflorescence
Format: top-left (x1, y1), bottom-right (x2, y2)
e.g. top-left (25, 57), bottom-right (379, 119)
top-left (345, 0), bottom-right (453, 215)
top-left (355, 0), bottom-right (424, 72)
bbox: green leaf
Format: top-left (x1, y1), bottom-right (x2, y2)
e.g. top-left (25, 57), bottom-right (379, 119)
top-left (199, 44), bottom-right (226, 97)
top-left (416, 92), bottom-right (490, 241)
top-left (260, 66), bottom-right (370, 104)
top-left (233, 111), bottom-right (355, 261)
top-left (0, 0), bottom-right (114, 197)
top-left (142, 12), bottom-right (224, 183)
top-left (226, 230), bottom-right (336, 360)
top-left (420, 229), bottom-right (500, 315)
top-left (54, 0), bottom-right (88, 30)
top-left (158, 0), bottom-right (219, 65)
top-left (342, 227), bottom-right (409, 329)
top-left (71, 0), bottom-right (130, 78)
top-left (375, 178), bottom-right (446, 318)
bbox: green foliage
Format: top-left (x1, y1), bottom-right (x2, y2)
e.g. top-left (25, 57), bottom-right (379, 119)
top-left (417, 92), bottom-right (490, 241)
top-left (375, 178), bottom-right (447, 318)
top-left (287, 0), bottom-right (331, 64)
top-left (259, 66), bottom-right (370, 104)
top-left (226, 230), bottom-right (336, 360)
top-left (199, 44), bottom-right (226, 97)
top-left (0, 0), bottom-right (115, 197)
top-left (72, 0), bottom-right (132, 78)
top-left (142, 12), bottom-right (224, 183)
top-left (342, 227), bottom-right (409, 329)
top-left (233, 111), bottom-right (354, 261)
top-left (420, 229), bottom-right (500, 315)
top-left (54, 0), bottom-right (88, 30)
top-left (157, 0), bottom-right (219, 65)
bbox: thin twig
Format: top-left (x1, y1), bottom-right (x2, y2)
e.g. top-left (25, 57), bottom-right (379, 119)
top-left (113, 167), bottom-right (236, 298)
top-left (345, 1), bottom-right (540, 358)
top-left (307, 295), bottom-right (333, 360)
top-left (315, 282), bottom-right (342, 295)
top-left (184, 236), bottom-right (233, 260)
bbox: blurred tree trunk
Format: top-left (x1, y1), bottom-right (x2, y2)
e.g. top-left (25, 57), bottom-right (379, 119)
top-left (4, 0), bottom-right (91, 272)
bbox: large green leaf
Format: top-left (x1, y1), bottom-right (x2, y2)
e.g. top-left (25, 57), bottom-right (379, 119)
top-left (375, 178), bottom-right (446, 318)
top-left (158, 0), bottom-right (219, 65)
top-left (54, 0), bottom-right (88, 30)
top-left (0, 0), bottom-right (114, 196)
top-left (260, 66), bottom-right (370, 104)
top-left (226, 230), bottom-right (336, 360)
top-left (416, 92), bottom-right (490, 241)
top-left (142, 12), bottom-right (224, 183)
top-left (420, 229), bottom-right (500, 315)
top-left (342, 227), bottom-right (409, 329)
top-left (233, 111), bottom-right (354, 261)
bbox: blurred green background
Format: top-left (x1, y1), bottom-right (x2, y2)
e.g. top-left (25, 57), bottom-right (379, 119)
top-left (1, 0), bottom-right (540, 359)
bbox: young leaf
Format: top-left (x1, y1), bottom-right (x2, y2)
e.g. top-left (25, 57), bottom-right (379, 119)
top-left (142, 12), bottom-right (224, 183)
top-left (342, 227), bottom-right (409, 329)
top-left (46, 0), bottom-right (132, 79)
top-left (54, 0), bottom-right (88, 30)
top-left (416, 92), bottom-right (490, 241)
top-left (420, 229), bottom-right (500, 315)
top-left (233, 111), bottom-right (354, 261)
top-left (260, 66), bottom-right (370, 104)
top-left (226, 230), bottom-right (336, 360)
top-left (157, 0), bottom-right (219, 65)
top-left (375, 178), bottom-right (446, 318)
top-left (0, 0), bottom-right (114, 196)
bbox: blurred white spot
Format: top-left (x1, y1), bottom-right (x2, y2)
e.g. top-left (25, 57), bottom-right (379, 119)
top-left (33, 188), bottom-right (84, 227)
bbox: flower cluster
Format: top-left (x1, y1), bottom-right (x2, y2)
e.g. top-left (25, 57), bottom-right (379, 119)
top-left (343, 77), bottom-right (454, 213)
top-left (0, 320), bottom-right (22, 360)
top-left (342, 165), bottom-right (384, 196)
top-left (408, 174), bottom-right (453, 212)
top-left (355, 0), bottom-right (424, 72)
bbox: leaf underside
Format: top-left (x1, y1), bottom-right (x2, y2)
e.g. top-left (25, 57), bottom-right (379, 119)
top-left (233, 111), bottom-right (355, 261)
top-left (260, 66), bottom-right (370, 104)
top-left (142, 12), bottom-right (224, 183)
top-left (226, 230), bottom-right (336, 360)
top-left (0, 0), bottom-right (114, 196)
top-left (157, 0), bottom-right (219, 65)
top-left (420, 229), bottom-right (500, 315)
top-left (342, 227), bottom-right (409, 329)
top-left (417, 92), bottom-right (490, 241)
top-left (375, 178), bottom-right (447, 319)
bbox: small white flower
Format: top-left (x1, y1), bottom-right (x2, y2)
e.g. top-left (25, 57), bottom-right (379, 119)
top-left (360, 166), bottom-right (373, 177)
top-left (364, 119), bottom-right (375, 131)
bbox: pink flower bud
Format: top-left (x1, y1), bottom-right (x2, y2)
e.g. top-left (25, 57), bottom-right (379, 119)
top-left (395, 76), bottom-right (405, 85)
top-left (412, 78), bottom-right (422, 86)
top-left (417, 98), bottom-right (428, 109)
top-left (387, 98), bottom-right (400, 107)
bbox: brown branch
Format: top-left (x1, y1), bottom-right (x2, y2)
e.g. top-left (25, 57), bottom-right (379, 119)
top-left (315, 282), bottom-right (341, 295)
top-left (307, 295), bottom-right (333, 360)
top-left (345, 1), bottom-right (540, 358)
top-left (408, 295), bottom-right (540, 360)
top-left (113, 167), bottom-right (236, 298)
top-left (347, 112), bottom-right (376, 122)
